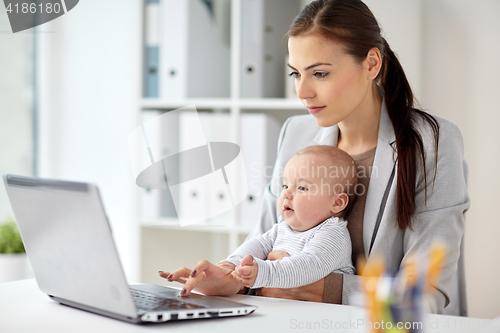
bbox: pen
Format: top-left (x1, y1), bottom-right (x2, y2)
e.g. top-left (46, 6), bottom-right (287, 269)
top-left (361, 257), bottom-right (385, 332)
top-left (425, 243), bottom-right (447, 295)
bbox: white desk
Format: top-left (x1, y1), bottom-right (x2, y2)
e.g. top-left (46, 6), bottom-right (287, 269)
top-left (0, 279), bottom-right (495, 333)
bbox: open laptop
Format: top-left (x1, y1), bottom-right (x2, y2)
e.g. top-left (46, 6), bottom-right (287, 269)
top-left (3, 174), bottom-right (257, 324)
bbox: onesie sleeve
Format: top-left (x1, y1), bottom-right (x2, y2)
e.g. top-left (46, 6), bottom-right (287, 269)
top-left (251, 219), bottom-right (354, 289)
top-left (223, 222), bottom-right (280, 267)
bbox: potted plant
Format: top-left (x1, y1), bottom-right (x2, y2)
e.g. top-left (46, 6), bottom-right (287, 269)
top-left (0, 218), bottom-right (27, 283)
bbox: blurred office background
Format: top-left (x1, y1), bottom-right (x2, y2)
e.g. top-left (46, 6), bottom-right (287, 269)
top-left (0, 0), bottom-right (499, 319)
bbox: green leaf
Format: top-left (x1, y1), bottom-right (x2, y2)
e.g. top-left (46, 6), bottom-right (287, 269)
top-left (0, 218), bottom-right (26, 254)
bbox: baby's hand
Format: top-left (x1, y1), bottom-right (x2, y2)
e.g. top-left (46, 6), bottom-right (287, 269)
top-left (232, 255), bottom-right (258, 288)
top-left (267, 251), bottom-right (290, 261)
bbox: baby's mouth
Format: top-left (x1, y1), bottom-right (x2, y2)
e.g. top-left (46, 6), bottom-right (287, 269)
top-left (284, 205), bottom-right (294, 212)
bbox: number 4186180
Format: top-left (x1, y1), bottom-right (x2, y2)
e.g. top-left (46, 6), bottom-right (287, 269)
top-left (6, 2), bottom-right (62, 14)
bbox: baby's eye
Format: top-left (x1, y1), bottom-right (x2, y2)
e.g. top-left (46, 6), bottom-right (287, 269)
top-left (298, 186), bottom-right (308, 191)
top-left (282, 184), bottom-right (288, 190)
top-left (288, 71), bottom-right (300, 79)
top-left (313, 72), bottom-right (328, 79)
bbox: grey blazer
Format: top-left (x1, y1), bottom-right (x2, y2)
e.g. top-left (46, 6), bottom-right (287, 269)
top-left (248, 99), bottom-right (470, 314)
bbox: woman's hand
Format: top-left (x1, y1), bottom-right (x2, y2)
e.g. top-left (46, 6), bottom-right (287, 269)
top-left (257, 278), bottom-right (325, 302)
top-left (159, 260), bottom-right (243, 297)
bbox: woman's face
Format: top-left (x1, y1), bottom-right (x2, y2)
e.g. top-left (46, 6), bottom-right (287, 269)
top-left (288, 35), bottom-right (373, 127)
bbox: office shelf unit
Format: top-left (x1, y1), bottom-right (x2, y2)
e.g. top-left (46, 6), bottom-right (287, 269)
top-left (136, 0), bottom-right (308, 284)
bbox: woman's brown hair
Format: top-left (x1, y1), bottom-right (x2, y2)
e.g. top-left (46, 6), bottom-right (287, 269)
top-left (287, 0), bottom-right (439, 230)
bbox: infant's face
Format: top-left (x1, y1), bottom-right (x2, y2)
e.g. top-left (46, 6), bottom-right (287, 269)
top-left (278, 154), bottom-right (339, 231)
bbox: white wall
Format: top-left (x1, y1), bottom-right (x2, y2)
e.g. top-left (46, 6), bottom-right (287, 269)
top-left (36, 0), bottom-right (142, 281)
top-left (364, 0), bottom-right (423, 100)
top-left (420, 0), bottom-right (500, 319)
top-left (0, 6), bottom-right (34, 221)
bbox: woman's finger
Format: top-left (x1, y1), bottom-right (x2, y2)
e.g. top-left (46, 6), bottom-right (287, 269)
top-left (171, 259), bottom-right (243, 296)
top-left (180, 271), bottom-right (206, 296)
top-left (159, 272), bottom-right (188, 284)
top-left (179, 260), bottom-right (218, 296)
top-left (159, 267), bottom-right (192, 284)
top-left (190, 259), bottom-right (218, 278)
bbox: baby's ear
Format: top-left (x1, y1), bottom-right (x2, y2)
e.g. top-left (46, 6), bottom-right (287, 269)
top-left (331, 192), bottom-right (349, 215)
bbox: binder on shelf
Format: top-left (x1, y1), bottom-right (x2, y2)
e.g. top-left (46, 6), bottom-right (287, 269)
top-left (177, 112), bottom-right (209, 224)
top-left (138, 110), bottom-right (180, 219)
top-left (205, 114), bottom-right (240, 223)
top-left (178, 112), bottom-right (280, 228)
top-left (239, 114), bottom-right (281, 228)
top-left (159, 0), bottom-right (230, 99)
top-left (143, 0), bottom-right (160, 98)
top-left (240, 0), bottom-right (301, 98)
top-left (178, 112), bottom-right (232, 225)
top-left (240, 0), bottom-right (264, 98)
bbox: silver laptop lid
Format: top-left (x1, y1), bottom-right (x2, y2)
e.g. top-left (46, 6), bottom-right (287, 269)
top-left (3, 175), bottom-right (137, 319)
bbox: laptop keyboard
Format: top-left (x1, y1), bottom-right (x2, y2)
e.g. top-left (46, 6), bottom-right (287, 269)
top-left (130, 288), bottom-right (206, 311)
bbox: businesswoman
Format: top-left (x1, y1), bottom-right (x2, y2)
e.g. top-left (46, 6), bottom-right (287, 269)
top-left (160, 0), bottom-right (470, 314)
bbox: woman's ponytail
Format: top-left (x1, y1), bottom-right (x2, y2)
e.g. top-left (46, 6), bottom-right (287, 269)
top-left (381, 38), bottom-right (439, 229)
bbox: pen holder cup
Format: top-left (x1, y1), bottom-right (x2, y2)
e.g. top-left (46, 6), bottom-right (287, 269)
top-left (362, 277), bottom-right (428, 333)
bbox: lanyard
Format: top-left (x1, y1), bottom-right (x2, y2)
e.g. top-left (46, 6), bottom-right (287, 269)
top-left (368, 164), bottom-right (396, 254)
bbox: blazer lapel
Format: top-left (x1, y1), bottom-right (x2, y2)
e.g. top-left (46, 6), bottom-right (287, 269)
top-left (363, 99), bottom-right (397, 255)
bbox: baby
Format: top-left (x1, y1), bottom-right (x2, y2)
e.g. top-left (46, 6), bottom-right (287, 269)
top-left (224, 145), bottom-right (357, 289)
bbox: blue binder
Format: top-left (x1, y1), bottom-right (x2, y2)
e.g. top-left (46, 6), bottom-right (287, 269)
top-left (143, 0), bottom-right (159, 98)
